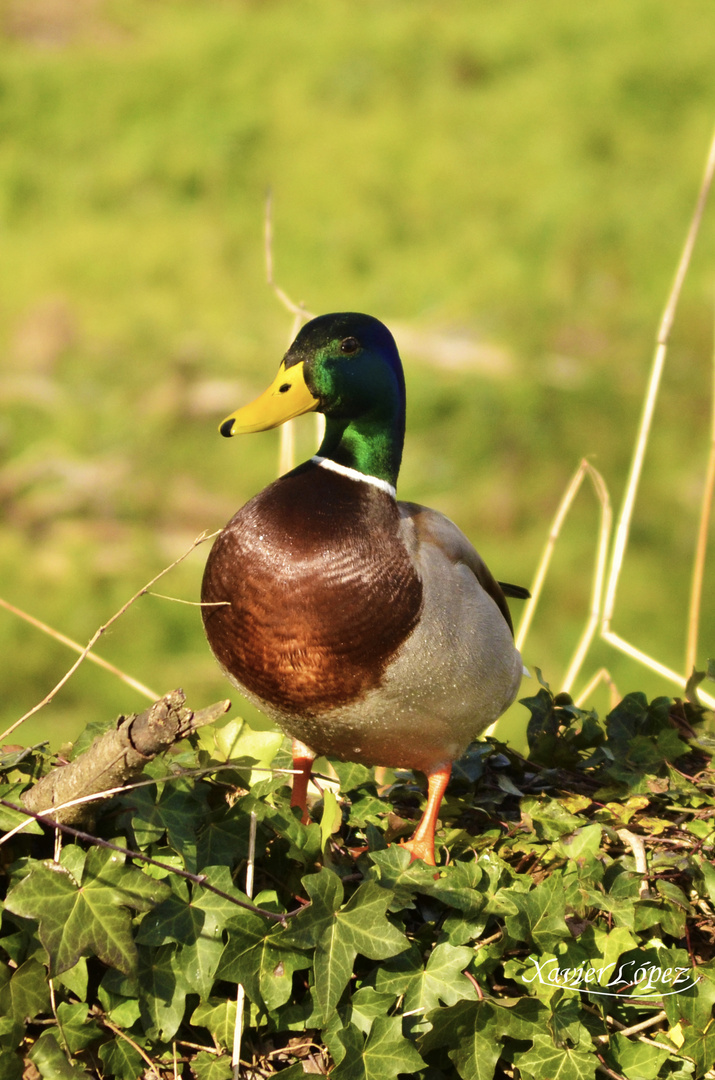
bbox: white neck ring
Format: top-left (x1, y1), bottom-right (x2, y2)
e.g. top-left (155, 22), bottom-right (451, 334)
top-left (311, 455), bottom-right (397, 498)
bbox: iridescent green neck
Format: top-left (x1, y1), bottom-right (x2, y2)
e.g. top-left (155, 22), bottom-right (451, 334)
top-left (317, 412), bottom-right (404, 489)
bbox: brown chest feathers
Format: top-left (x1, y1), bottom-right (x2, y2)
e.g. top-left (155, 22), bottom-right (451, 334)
top-left (201, 463), bottom-right (424, 716)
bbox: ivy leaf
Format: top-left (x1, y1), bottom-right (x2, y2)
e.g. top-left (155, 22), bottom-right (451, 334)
top-left (4, 848), bottom-right (169, 976)
top-left (27, 1031), bottom-right (91, 1079)
top-left (197, 810), bottom-right (254, 871)
top-left (369, 846), bottom-right (486, 915)
top-left (0, 784), bottom-right (43, 834)
top-left (331, 760), bottom-right (374, 792)
top-left (0, 1041), bottom-right (23, 1080)
top-left (191, 998), bottom-right (237, 1050)
top-left (97, 969), bottom-right (141, 1028)
top-left (55, 1003), bottom-right (102, 1054)
top-left (368, 846), bottom-right (440, 909)
top-left (98, 1038), bottom-right (145, 1080)
top-left (190, 1052), bottom-right (233, 1080)
top-left (137, 943), bottom-right (186, 1042)
top-left (606, 1033), bottom-right (669, 1079)
top-left (330, 1017), bottom-right (425, 1079)
top-left (135, 887), bottom-right (194, 946)
top-left (503, 874), bottom-right (568, 952)
top-left (586, 926), bottom-right (638, 984)
top-left (430, 860), bottom-right (489, 915)
top-left (213, 725), bottom-right (283, 787)
top-left (681, 1023), bottom-right (715, 1078)
top-left (154, 781), bottom-right (208, 872)
top-left (549, 997), bottom-right (588, 1049)
top-left (320, 788), bottom-right (342, 849)
top-left (420, 999), bottom-right (503, 1080)
top-left (346, 987), bottom-right (400, 1035)
top-left (139, 866), bottom-right (242, 1000)
top-left (217, 908), bottom-right (311, 1014)
top-left (282, 869), bottom-right (408, 1022)
top-left (513, 1032), bottom-right (597, 1080)
top-left (55, 959), bottom-right (88, 1002)
top-left (0, 1015), bottom-right (24, 1053)
top-left (663, 962), bottom-right (715, 1046)
top-left (557, 824), bottom-right (602, 862)
top-left (522, 797), bottom-right (584, 840)
top-left (377, 942), bottom-right (477, 1018)
top-left (0, 958), bottom-right (50, 1023)
top-left (210, 717), bottom-right (245, 760)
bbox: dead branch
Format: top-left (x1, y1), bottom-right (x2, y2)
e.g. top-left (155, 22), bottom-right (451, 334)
top-left (20, 689), bottom-right (230, 826)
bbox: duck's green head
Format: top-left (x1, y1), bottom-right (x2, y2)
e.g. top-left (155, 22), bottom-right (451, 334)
top-left (220, 312), bottom-right (406, 487)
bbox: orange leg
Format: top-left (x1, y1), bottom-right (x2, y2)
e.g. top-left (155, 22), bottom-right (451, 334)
top-left (401, 763), bottom-right (452, 867)
top-left (290, 739), bottom-right (315, 825)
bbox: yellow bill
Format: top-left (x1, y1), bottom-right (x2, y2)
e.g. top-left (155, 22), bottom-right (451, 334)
top-left (219, 360), bottom-right (318, 436)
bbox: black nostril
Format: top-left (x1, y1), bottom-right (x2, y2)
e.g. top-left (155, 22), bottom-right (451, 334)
top-left (220, 418), bottom-right (235, 437)
top-left (278, 383), bottom-right (291, 393)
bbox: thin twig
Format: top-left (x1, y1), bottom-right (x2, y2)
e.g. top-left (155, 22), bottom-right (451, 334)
top-left (686, 306), bottom-right (715, 673)
top-left (264, 189), bottom-right (314, 478)
top-left (474, 930), bottom-right (503, 950)
top-left (0, 597), bottom-right (158, 702)
top-left (617, 828), bottom-right (650, 899)
top-left (594, 1010), bottom-right (667, 1042)
top-left (561, 463), bottom-right (613, 694)
top-left (174, 1039), bottom-right (220, 1055)
top-left (601, 123), bottom-right (715, 706)
top-left (596, 1057), bottom-right (627, 1080)
top-left (574, 667), bottom-right (620, 710)
top-left (604, 631), bottom-right (715, 709)
top-left (101, 1015), bottom-right (162, 1080)
top-left (0, 797), bottom-right (296, 924)
top-left (516, 460), bottom-right (589, 652)
top-left (516, 459), bottom-right (612, 697)
top-left (591, 1006), bottom-right (684, 1057)
top-left (0, 530), bottom-right (219, 743)
top-left (462, 968), bottom-right (484, 1000)
top-left (48, 978), bottom-right (69, 1062)
top-left (149, 592), bottom-right (230, 607)
top-left (233, 810), bottom-right (257, 1079)
top-left (0, 762), bottom-right (299, 847)
top-left (264, 188), bottom-right (313, 319)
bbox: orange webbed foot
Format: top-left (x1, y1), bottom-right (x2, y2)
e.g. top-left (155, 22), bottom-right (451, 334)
top-left (399, 762), bottom-right (452, 870)
top-left (400, 836), bottom-right (437, 867)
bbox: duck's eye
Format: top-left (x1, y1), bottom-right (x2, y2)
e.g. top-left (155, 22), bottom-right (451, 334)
top-left (278, 383), bottom-right (291, 393)
top-left (339, 336), bottom-right (360, 354)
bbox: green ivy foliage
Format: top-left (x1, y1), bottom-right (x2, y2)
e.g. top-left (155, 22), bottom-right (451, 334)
top-left (1, 682), bottom-right (715, 1079)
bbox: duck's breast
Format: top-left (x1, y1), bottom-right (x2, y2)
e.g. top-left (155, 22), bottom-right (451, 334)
top-left (201, 463), bottom-right (423, 719)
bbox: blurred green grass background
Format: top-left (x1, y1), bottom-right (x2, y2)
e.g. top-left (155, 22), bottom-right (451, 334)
top-left (2, 0), bottom-right (715, 749)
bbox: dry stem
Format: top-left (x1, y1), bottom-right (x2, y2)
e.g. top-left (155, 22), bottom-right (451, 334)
top-left (685, 307), bottom-right (715, 673)
top-left (601, 123), bottom-right (715, 707)
top-left (233, 810), bottom-right (258, 1078)
top-left (574, 667), bottom-right (620, 710)
top-left (561, 463), bottom-right (612, 694)
top-left (0, 529), bottom-right (218, 743)
top-left (516, 459), bottom-right (611, 693)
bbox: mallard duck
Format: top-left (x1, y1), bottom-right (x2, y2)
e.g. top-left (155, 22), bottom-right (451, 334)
top-left (202, 312), bottom-right (527, 865)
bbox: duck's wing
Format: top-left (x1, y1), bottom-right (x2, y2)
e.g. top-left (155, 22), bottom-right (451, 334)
top-left (398, 501), bottom-right (516, 635)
